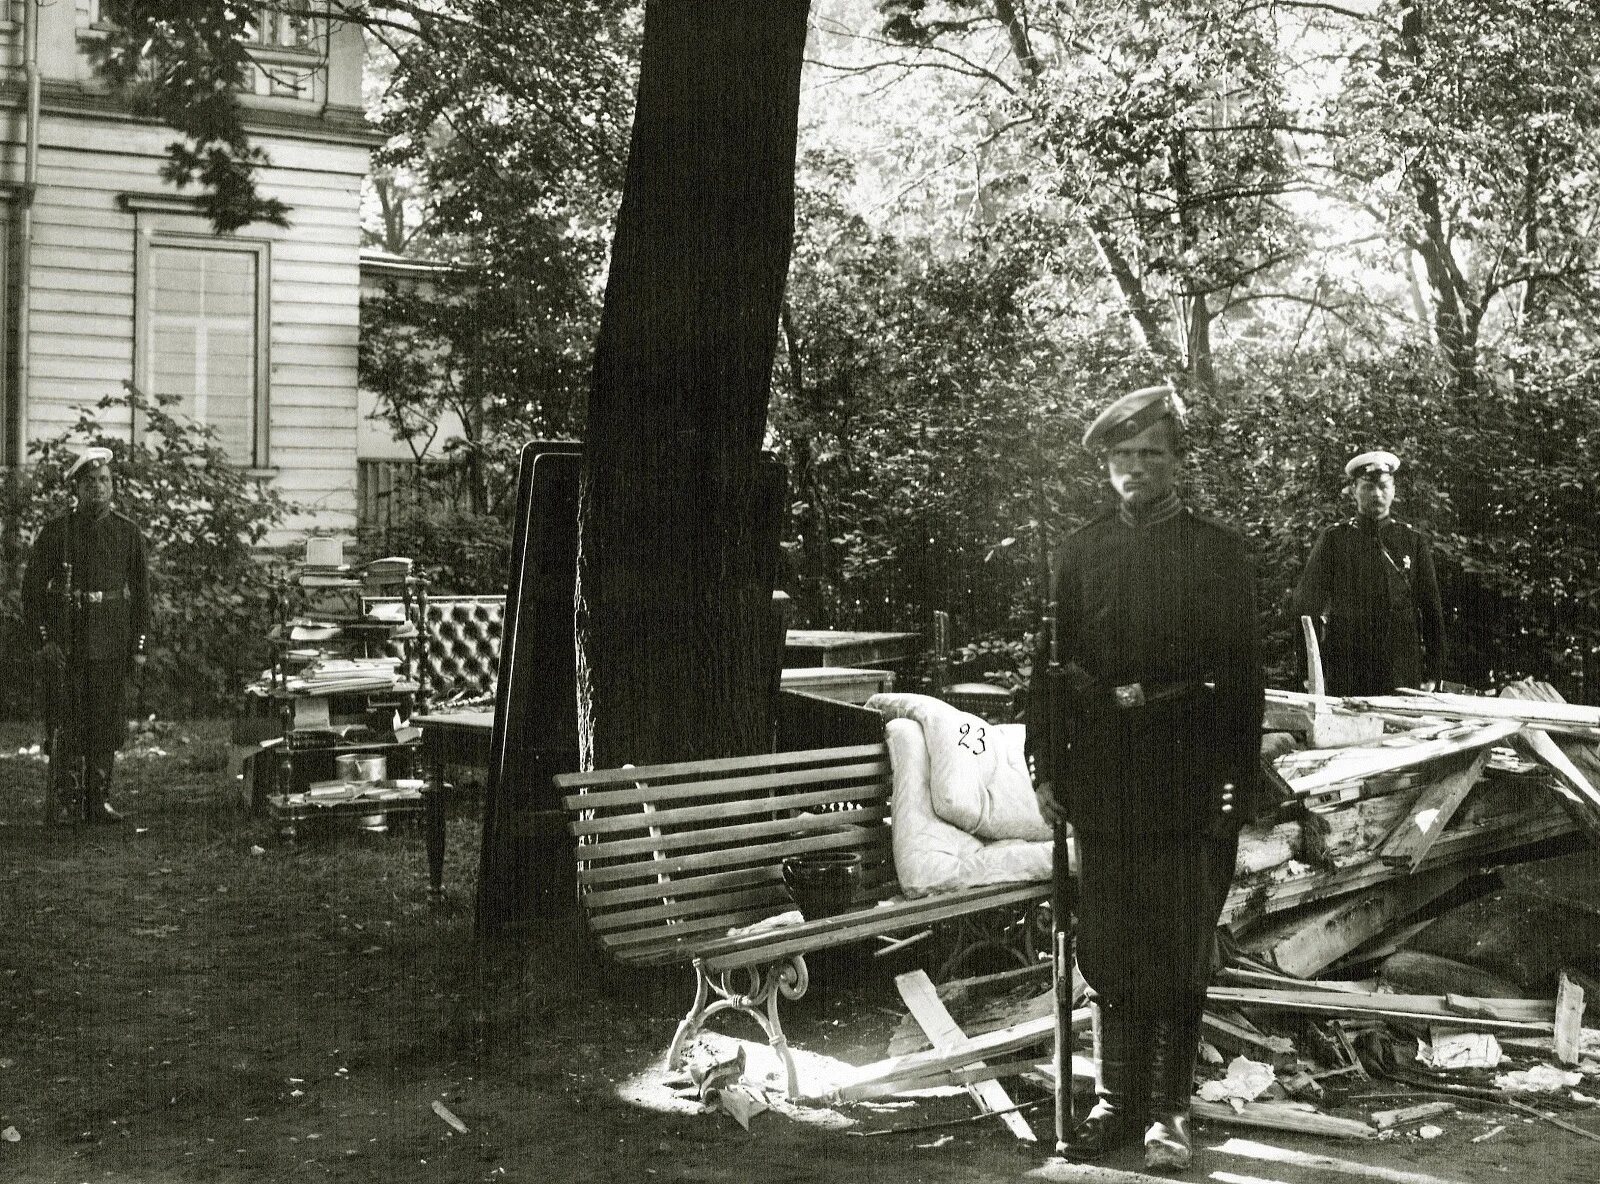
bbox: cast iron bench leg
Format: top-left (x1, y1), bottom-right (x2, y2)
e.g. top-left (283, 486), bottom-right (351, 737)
top-left (668, 956), bottom-right (810, 1099)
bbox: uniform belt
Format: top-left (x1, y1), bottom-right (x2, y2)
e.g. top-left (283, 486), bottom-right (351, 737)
top-left (72, 589), bottom-right (127, 605)
top-left (1110, 679), bottom-right (1214, 709)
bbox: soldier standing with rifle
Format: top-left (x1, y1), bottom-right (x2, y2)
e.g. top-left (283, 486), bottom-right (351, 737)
top-left (1028, 385), bottom-right (1263, 1171)
top-left (22, 446), bottom-right (150, 824)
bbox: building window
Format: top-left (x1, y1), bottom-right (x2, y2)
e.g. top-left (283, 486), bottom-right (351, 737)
top-left (138, 236), bottom-right (270, 467)
top-left (247, 1), bottom-right (317, 51)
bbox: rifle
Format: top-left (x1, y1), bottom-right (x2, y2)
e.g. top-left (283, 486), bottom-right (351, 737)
top-left (1041, 593), bottom-right (1078, 1152)
top-left (1030, 462), bottom-right (1077, 1150)
top-left (41, 553), bottom-right (85, 825)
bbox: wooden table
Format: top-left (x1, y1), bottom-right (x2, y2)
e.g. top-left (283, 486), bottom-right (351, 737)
top-left (414, 710), bottom-right (495, 898)
top-left (265, 787), bottom-right (424, 839)
top-left (783, 629), bottom-right (921, 669)
top-left (780, 666), bottom-right (895, 705)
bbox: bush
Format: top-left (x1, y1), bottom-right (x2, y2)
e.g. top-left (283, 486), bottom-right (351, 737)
top-left (360, 502), bottom-right (512, 596)
top-left (0, 385), bottom-right (288, 719)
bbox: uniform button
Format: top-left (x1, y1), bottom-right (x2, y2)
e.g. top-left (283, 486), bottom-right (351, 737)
top-left (1221, 804), bottom-right (1233, 813)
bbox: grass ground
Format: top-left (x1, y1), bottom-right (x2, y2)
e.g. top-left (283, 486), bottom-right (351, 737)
top-left (2, 719), bottom-right (1597, 1184)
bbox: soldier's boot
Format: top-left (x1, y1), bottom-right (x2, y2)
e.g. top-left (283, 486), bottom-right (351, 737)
top-left (1144, 1006), bottom-right (1201, 1171)
top-left (86, 758), bottom-right (123, 824)
top-left (1061, 999), bottom-right (1148, 1160)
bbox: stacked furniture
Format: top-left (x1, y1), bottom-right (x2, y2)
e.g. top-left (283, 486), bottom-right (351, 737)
top-left (238, 548), bottom-right (428, 835)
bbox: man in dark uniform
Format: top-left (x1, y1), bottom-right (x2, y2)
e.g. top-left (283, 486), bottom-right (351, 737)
top-left (22, 446), bottom-right (151, 823)
top-left (1290, 450), bottom-right (1445, 695)
top-left (1029, 385), bottom-right (1263, 1171)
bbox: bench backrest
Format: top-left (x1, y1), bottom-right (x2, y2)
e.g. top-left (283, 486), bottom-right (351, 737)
top-left (556, 743), bottom-right (894, 966)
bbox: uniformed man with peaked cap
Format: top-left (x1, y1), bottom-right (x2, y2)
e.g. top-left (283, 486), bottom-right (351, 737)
top-left (1290, 449), bottom-right (1444, 696)
top-left (21, 445), bottom-right (151, 823)
top-left (1028, 384), bottom-right (1264, 1170)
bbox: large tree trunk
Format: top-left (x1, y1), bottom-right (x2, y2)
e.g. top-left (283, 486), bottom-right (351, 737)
top-left (576, 1), bottom-right (810, 771)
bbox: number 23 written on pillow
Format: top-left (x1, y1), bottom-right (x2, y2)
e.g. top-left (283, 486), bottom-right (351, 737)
top-left (957, 722), bottom-right (987, 755)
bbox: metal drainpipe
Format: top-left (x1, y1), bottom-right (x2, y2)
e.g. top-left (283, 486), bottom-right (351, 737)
top-left (13, 0), bottom-right (41, 467)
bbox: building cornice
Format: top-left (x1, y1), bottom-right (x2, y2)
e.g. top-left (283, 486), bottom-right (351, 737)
top-left (0, 79), bottom-right (384, 150)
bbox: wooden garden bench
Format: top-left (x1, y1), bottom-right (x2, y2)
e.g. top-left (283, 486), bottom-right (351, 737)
top-left (555, 741), bottom-right (1051, 1098)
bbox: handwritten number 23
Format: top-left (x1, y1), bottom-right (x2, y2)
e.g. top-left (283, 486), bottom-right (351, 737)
top-left (957, 723), bottom-right (987, 755)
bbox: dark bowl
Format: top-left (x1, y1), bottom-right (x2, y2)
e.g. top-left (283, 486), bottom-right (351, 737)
top-left (782, 851), bottom-right (863, 919)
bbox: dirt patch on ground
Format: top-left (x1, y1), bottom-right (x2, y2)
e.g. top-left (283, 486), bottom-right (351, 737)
top-left (3, 721), bottom-right (1598, 1183)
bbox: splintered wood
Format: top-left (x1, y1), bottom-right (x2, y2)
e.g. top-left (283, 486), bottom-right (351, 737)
top-left (855, 682), bottom-right (1595, 1148)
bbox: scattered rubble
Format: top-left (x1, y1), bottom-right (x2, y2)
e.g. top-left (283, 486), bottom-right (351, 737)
top-left (813, 680), bottom-right (1600, 1150)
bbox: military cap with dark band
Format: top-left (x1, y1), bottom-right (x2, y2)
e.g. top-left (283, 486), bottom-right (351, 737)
top-left (1082, 383), bottom-right (1187, 450)
top-left (1343, 449), bottom-right (1400, 480)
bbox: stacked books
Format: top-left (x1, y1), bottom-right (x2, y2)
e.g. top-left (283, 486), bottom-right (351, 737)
top-left (284, 656), bottom-right (403, 696)
top-left (359, 556), bottom-right (415, 587)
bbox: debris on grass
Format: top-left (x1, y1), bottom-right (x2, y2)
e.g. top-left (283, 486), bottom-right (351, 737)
top-left (1197, 1055), bottom-right (1278, 1109)
top-left (1418, 1032), bottom-right (1503, 1069)
top-left (430, 1100), bottom-right (469, 1134)
top-left (1, 1126), bottom-right (19, 1142)
top-left (1494, 1065), bottom-right (1584, 1093)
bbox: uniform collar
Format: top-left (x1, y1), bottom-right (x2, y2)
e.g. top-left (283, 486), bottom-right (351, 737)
top-left (1118, 489), bottom-right (1183, 529)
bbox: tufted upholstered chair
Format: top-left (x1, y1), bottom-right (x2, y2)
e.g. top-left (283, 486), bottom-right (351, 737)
top-left (364, 594), bottom-right (505, 710)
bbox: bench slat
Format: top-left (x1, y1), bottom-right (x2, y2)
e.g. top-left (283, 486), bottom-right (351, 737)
top-left (563, 760), bottom-right (890, 814)
top-left (569, 780), bottom-right (890, 836)
top-left (555, 743), bottom-right (888, 793)
top-left (577, 829), bottom-right (890, 886)
top-left (580, 864), bottom-right (782, 908)
top-left (598, 906), bottom-right (784, 954)
top-left (579, 859), bottom-right (897, 909)
top-left (574, 804), bottom-right (888, 862)
top-left (587, 884), bottom-right (793, 933)
top-left (698, 882), bottom-right (1051, 973)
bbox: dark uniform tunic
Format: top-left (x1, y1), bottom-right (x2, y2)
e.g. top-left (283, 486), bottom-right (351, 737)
top-left (21, 508), bottom-right (150, 762)
top-left (1031, 492), bottom-right (1263, 1012)
top-left (1289, 516), bottom-right (1444, 696)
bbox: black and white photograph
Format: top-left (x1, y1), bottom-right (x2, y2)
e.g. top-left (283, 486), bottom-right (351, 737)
top-left (2, 2), bottom-right (1598, 1181)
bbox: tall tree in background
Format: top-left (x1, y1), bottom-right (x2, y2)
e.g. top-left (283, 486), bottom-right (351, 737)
top-left (874, 0), bottom-right (1308, 390)
top-left (358, 2), bottom-right (638, 511)
top-left (577, 0), bottom-right (811, 769)
top-left (1332, 0), bottom-right (1600, 394)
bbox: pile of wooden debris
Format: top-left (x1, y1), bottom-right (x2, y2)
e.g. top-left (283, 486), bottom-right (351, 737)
top-left (833, 679), bottom-right (1600, 1147)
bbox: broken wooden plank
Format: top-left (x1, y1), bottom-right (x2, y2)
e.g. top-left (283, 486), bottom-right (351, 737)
top-left (1220, 805), bottom-right (1575, 927)
top-left (1519, 727), bottom-right (1600, 839)
top-left (1371, 1100), bottom-right (1456, 1130)
top-left (1235, 819), bottom-right (1304, 876)
top-left (840, 1057), bottom-right (1061, 1103)
top-left (1235, 866), bottom-right (1466, 978)
top-left (1357, 691), bottom-right (1600, 737)
top-left (829, 1012), bottom-right (1066, 1102)
top-left (1190, 1099), bottom-right (1374, 1139)
top-left (1376, 749), bottom-right (1491, 872)
top-left (1562, 966), bottom-right (1600, 1027)
top-left (1201, 1010), bottom-right (1296, 1067)
top-left (1302, 617), bottom-right (1386, 747)
top-left (895, 969), bottom-right (1036, 1142)
top-left (1218, 965), bottom-right (1374, 994)
top-left (1208, 1137), bottom-right (1471, 1184)
top-left (1286, 719), bottom-right (1522, 794)
top-left (1322, 917), bottom-right (1438, 976)
top-left (1554, 970), bottom-right (1585, 1066)
top-left (1207, 985), bottom-right (1554, 1031)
